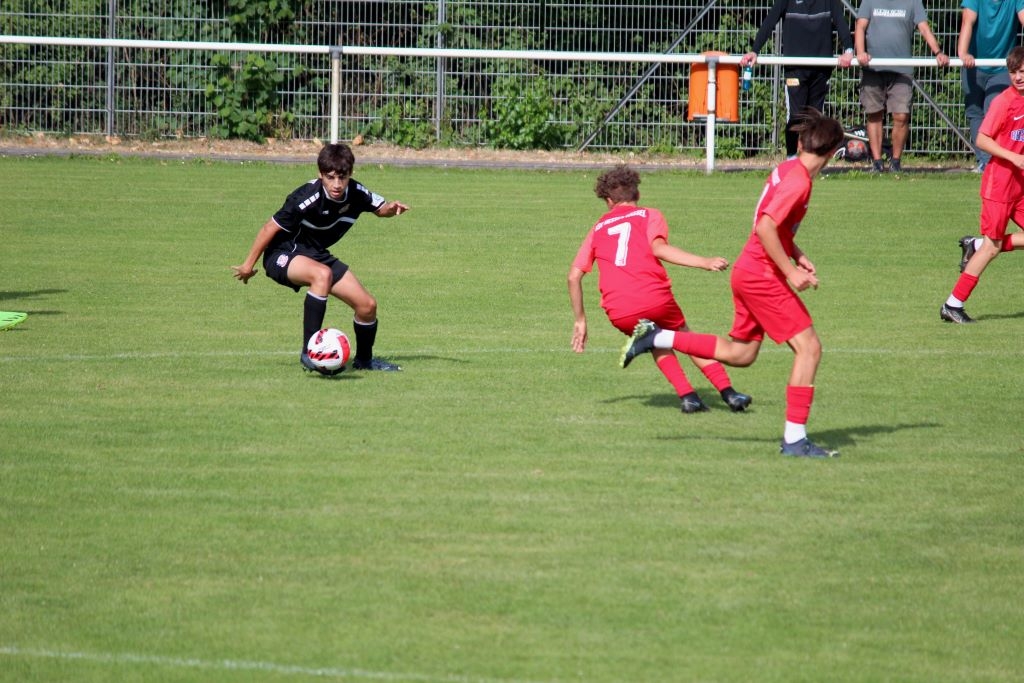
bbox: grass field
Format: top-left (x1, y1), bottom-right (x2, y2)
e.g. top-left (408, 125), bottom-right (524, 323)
top-left (1, 155), bottom-right (1022, 683)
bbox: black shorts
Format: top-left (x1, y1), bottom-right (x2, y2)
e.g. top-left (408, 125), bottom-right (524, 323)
top-left (263, 249), bottom-right (349, 293)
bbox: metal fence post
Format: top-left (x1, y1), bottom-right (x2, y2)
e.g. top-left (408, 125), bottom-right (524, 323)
top-left (330, 47), bottom-right (341, 144)
top-left (106, 0), bottom-right (116, 137)
top-left (435, 0), bottom-right (446, 142)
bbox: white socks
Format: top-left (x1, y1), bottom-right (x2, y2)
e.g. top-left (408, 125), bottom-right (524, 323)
top-left (783, 421), bottom-right (807, 444)
top-left (653, 330), bottom-right (675, 349)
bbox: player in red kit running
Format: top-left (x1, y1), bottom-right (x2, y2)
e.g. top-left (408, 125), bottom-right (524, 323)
top-left (568, 165), bottom-right (752, 414)
top-left (620, 110), bottom-right (844, 457)
top-left (941, 46), bottom-right (1024, 324)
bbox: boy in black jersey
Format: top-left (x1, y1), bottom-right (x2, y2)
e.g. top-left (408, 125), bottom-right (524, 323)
top-left (232, 143), bottom-right (408, 374)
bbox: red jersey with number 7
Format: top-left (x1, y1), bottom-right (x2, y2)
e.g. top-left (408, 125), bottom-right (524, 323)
top-left (572, 205), bottom-right (675, 319)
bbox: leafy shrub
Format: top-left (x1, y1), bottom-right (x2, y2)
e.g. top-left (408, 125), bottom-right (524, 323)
top-left (483, 74), bottom-right (566, 150)
top-left (363, 97), bottom-right (436, 149)
top-left (205, 53), bottom-right (294, 142)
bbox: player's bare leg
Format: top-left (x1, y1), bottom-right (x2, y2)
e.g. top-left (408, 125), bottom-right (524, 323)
top-left (286, 256), bottom-right (340, 375)
top-left (673, 323), bottom-right (752, 412)
top-left (943, 236), bottom-right (1004, 324)
top-left (780, 326), bottom-right (836, 457)
top-left (960, 232), bottom-right (1023, 271)
top-left (330, 270), bottom-right (399, 371)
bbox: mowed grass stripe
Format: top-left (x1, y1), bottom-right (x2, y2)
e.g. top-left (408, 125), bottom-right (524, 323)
top-left (1, 156), bottom-right (1021, 683)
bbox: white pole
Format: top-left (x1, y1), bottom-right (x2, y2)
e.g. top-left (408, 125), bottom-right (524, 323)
top-left (0, 36), bottom-right (996, 66)
top-left (705, 58), bottom-right (717, 175)
top-left (330, 48), bottom-right (340, 144)
top-left (435, 0), bottom-right (446, 142)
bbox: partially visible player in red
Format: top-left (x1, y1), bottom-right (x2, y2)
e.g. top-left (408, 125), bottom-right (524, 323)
top-left (568, 165), bottom-right (752, 414)
top-left (620, 110), bottom-right (845, 457)
top-left (941, 46), bottom-right (1024, 324)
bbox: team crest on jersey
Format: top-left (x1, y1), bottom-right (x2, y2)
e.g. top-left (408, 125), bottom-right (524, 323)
top-left (1012, 129), bottom-right (1024, 142)
top-left (276, 254), bottom-right (290, 268)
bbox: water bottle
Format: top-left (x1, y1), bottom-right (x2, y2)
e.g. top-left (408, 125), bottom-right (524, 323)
top-left (741, 65), bottom-right (753, 91)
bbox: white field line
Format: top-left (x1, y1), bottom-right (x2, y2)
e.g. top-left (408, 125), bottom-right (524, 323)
top-left (0, 645), bottom-right (549, 683)
top-left (0, 346), bottom-right (1012, 364)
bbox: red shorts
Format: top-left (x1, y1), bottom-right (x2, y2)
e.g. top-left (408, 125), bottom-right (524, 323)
top-left (607, 298), bottom-right (686, 335)
top-left (729, 266), bottom-right (812, 344)
top-left (980, 196), bottom-right (1024, 241)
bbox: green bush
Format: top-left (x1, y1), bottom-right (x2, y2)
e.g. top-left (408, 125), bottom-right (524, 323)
top-left (363, 97), bottom-right (436, 149)
top-left (483, 74), bottom-right (566, 150)
top-left (205, 53), bottom-right (294, 142)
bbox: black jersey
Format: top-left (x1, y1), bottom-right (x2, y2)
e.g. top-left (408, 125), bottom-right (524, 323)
top-left (750, 0), bottom-right (854, 59)
top-left (268, 177), bottom-right (386, 255)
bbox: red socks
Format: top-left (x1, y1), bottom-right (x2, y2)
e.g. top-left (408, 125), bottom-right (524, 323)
top-left (785, 385), bottom-right (815, 425)
top-left (952, 273), bottom-right (979, 303)
top-left (699, 361), bottom-right (732, 392)
top-left (655, 354), bottom-right (695, 396)
top-left (670, 332), bottom-right (718, 359)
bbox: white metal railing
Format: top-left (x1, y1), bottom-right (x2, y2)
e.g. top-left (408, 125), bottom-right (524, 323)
top-left (0, 34), bottom-right (1003, 173)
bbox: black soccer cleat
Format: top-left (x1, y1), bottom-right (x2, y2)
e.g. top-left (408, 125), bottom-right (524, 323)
top-left (351, 357), bottom-right (402, 371)
top-left (620, 319), bottom-right (658, 369)
top-left (958, 235), bottom-right (978, 273)
top-left (940, 303), bottom-right (975, 324)
top-left (680, 392), bottom-right (709, 414)
top-left (780, 438), bottom-right (839, 458)
top-left (301, 351), bottom-right (342, 376)
top-left (720, 387), bottom-right (752, 412)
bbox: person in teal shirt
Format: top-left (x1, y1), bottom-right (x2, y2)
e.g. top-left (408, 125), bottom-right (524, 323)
top-left (957, 0), bottom-right (1024, 171)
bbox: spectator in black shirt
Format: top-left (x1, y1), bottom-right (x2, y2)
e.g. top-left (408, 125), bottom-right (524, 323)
top-left (740, 0), bottom-right (855, 157)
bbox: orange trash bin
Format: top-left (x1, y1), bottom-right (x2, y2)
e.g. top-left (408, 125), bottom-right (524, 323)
top-left (687, 51), bottom-right (740, 123)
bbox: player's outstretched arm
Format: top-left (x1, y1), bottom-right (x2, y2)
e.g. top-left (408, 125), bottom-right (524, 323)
top-left (375, 200), bottom-right (409, 217)
top-left (232, 219), bottom-right (280, 284)
top-left (651, 239), bottom-right (728, 271)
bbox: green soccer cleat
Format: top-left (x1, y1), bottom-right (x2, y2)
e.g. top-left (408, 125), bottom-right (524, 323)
top-left (620, 319), bottom-right (658, 369)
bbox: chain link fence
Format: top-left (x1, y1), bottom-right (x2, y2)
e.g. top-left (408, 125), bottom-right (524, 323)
top-left (0, 1), bottom-right (975, 160)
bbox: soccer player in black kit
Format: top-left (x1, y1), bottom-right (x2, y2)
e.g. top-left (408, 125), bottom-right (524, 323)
top-left (740, 0), bottom-right (855, 158)
top-left (232, 143), bottom-right (408, 374)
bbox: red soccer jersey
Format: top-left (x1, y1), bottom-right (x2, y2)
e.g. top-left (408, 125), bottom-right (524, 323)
top-left (572, 205), bottom-right (675, 319)
top-left (979, 86), bottom-right (1024, 201)
top-left (734, 158), bottom-right (812, 278)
